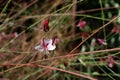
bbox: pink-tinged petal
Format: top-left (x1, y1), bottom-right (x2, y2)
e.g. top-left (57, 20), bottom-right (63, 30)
top-left (14, 32), bottom-right (18, 37)
top-left (41, 38), bottom-right (52, 46)
top-left (47, 44), bottom-right (56, 51)
top-left (97, 38), bottom-right (107, 45)
top-left (108, 62), bottom-right (113, 68)
top-left (107, 56), bottom-right (115, 68)
top-left (45, 39), bottom-right (53, 45)
top-left (35, 38), bottom-right (57, 53)
top-left (52, 37), bottom-right (59, 45)
top-left (41, 38), bottom-right (44, 45)
top-left (77, 21), bottom-right (86, 30)
top-left (11, 32), bottom-right (18, 37)
top-left (40, 38), bottom-right (48, 48)
top-left (35, 45), bottom-right (44, 51)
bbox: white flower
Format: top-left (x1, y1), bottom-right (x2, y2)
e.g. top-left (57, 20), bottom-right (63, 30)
top-left (35, 38), bottom-right (56, 54)
top-left (13, 32), bottom-right (18, 37)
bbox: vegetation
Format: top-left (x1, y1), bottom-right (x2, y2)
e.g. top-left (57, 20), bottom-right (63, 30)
top-left (0, 0), bottom-right (120, 80)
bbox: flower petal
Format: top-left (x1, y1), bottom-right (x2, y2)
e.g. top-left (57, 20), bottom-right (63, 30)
top-left (47, 44), bottom-right (56, 51)
top-left (108, 62), bottom-right (113, 68)
top-left (45, 39), bottom-right (53, 45)
top-left (35, 45), bottom-right (44, 51)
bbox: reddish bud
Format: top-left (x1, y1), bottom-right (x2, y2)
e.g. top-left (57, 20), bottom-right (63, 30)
top-left (64, 62), bottom-right (68, 67)
top-left (43, 19), bottom-right (49, 32)
top-left (81, 32), bottom-right (86, 38)
top-left (77, 21), bottom-right (86, 30)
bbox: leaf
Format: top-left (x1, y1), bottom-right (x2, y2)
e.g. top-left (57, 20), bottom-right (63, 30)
top-left (92, 72), bottom-right (99, 75)
top-left (82, 25), bottom-right (91, 32)
top-left (78, 58), bottom-right (86, 66)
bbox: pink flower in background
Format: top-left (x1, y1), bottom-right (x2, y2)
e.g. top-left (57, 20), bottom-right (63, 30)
top-left (11, 32), bottom-right (18, 37)
top-left (99, 58), bottom-right (103, 63)
top-left (81, 32), bottom-right (86, 38)
top-left (91, 38), bottom-right (96, 46)
top-left (111, 22), bottom-right (120, 33)
top-left (0, 53), bottom-right (4, 58)
top-left (1, 32), bottom-right (8, 39)
top-left (43, 18), bottom-right (49, 32)
top-left (111, 26), bottom-right (120, 33)
top-left (35, 38), bottom-right (57, 54)
top-left (97, 38), bottom-right (107, 45)
top-left (0, 32), bottom-right (9, 43)
top-left (77, 21), bottom-right (86, 30)
top-left (106, 56), bottom-right (115, 68)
